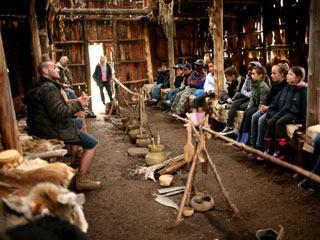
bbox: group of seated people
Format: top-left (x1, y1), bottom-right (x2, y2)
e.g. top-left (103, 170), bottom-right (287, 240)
top-left (147, 59), bottom-right (308, 164)
top-left (147, 59), bottom-right (319, 191)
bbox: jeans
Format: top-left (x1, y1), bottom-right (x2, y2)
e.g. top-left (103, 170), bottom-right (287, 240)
top-left (151, 84), bottom-right (163, 100)
top-left (64, 88), bottom-right (77, 100)
top-left (66, 119), bottom-right (99, 150)
top-left (166, 88), bottom-right (180, 102)
top-left (312, 133), bottom-right (320, 175)
top-left (250, 110), bottom-right (263, 147)
top-left (256, 113), bottom-right (267, 149)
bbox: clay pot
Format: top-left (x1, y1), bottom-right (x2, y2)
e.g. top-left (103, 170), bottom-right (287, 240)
top-left (145, 144), bottom-right (167, 166)
top-left (136, 134), bottom-right (150, 148)
top-left (190, 195), bottom-right (214, 212)
top-left (128, 128), bottom-right (140, 143)
top-left (127, 119), bottom-right (139, 131)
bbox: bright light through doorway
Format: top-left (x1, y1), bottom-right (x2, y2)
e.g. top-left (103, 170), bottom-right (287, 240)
top-left (88, 44), bottom-right (112, 113)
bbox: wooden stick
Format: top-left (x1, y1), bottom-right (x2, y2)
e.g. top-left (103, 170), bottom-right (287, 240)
top-left (113, 77), bottom-right (140, 96)
top-left (158, 159), bottom-right (187, 175)
top-left (135, 154), bottom-right (184, 180)
top-left (204, 146), bottom-right (239, 214)
top-left (175, 149), bottom-right (198, 224)
top-left (202, 127), bottom-right (320, 184)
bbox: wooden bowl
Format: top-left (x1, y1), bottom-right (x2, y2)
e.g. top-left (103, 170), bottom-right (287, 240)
top-left (182, 207), bottom-right (194, 217)
top-left (159, 174), bottom-right (173, 187)
top-left (190, 195), bottom-right (214, 212)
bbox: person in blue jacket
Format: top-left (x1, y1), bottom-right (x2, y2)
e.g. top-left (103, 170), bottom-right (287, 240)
top-left (264, 66), bottom-right (307, 160)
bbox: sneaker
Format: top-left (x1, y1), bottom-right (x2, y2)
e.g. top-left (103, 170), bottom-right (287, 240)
top-left (76, 172), bottom-right (103, 190)
top-left (220, 127), bottom-right (234, 135)
top-left (297, 178), bottom-right (319, 191)
top-left (162, 100), bottom-right (172, 107)
top-left (86, 112), bottom-right (97, 118)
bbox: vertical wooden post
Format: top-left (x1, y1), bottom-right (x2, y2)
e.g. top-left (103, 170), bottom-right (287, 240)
top-left (112, 18), bottom-right (122, 105)
top-left (28, 0), bottom-right (42, 82)
top-left (168, 19), bottom-right (175, 89)
top-left (0, 33), bottom-right (22, 154)
top-left (307, 0), bottom-right (320, 127)
top-left (82, 16), bottom-right (92, 108)
top-left (144, 23), bottom-right (153, 83)
top-left (213, 0), bottom-right (224, 98)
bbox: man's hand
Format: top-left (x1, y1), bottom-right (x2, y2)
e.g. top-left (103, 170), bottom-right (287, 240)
top-left (226, 98), bottom-right (232, 104)
top-left (77, 96), bottom-right (90, 106)
top-left (260, 105), bottom-right (268, 113)
top-left (74, 110), bottom-right (88, 118)
top-left (208, 90), bottom-right (212, 95)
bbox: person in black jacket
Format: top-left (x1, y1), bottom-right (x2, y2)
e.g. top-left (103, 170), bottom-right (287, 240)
top-left (264, 66), bottom-right (307, 160)
top-left (149, 62), bottom-right (170, 105)
top-left (23, 61), bottom-right (102, 190)
top-left (92, 56), bottom-right (113, 104)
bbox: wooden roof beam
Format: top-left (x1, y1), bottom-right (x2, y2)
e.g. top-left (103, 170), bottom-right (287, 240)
top-left (58, 8), bottom-right (152, 16)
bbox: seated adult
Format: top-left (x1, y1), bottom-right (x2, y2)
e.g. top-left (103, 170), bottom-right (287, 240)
top-left (168, 59), bottom-right (207, 117)
top-left (298, 133), bottom-right (320, 191)
top-left (57, 56), bottom-right (96, 118)
top-left (23, 61), bottom-right (102, 191)
top-left (219, 61), bottom-right (261, 135)
top-left (149, 62), bottom-right (170, 105)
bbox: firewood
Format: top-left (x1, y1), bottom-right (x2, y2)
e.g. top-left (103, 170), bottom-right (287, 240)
top-left (158, 159), bottom-right (187, 175)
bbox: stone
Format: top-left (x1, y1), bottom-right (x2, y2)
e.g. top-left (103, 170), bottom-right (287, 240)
top-left (127, 147), bottom-right (148, 158)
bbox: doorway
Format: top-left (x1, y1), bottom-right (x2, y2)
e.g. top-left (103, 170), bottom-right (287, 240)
top-left (88, 43), bottom-right (112, 113)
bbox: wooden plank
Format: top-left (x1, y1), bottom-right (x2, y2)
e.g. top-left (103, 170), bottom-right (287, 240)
top-left (307, 0), bottom-right (320, 127)
top-left (55, 41), bottom-right (84, 44)
top-left (59, 8), bottom-right (152, 16)
top-left (119, 60), bottom-right (147, 63)
top-left (88, 39), bottom-right (113, 43)
top-left (0, 32), bottom-right (22, 154)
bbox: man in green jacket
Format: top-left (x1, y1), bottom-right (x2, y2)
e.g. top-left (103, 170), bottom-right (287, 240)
top-left (23, 61), bottom-right (102, 190)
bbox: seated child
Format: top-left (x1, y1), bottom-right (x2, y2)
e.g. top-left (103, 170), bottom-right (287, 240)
top-left (219, 61), bottom-right (261, 135)
top-left (231, 66), bottom-right (270, 148)
top-left (264, 66), bottom-right (307, 160)
top-left (188, 61), bottom-right (215, 125)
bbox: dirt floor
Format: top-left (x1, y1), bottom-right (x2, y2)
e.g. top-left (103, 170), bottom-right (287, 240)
top-left (80, 105), bottom-right (320, 240)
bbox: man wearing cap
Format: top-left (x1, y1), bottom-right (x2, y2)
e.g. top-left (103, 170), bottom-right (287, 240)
top-left (162, 63), bottom-right (192, 110)
top-left (149, 62), bottom-right (170, 106)
top-left (168, 59), bottom-right (206, 116)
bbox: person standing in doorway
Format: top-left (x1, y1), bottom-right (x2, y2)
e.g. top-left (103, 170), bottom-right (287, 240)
top-left (93, 56), bottom-right (113, 104)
